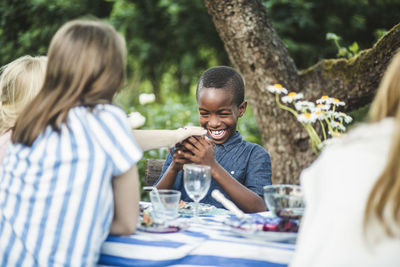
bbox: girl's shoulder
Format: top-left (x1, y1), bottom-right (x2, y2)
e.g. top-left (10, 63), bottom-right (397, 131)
top-left (67, 104), bottom-right (130, 135)
top-left (93, 103), bottom-right (126, 115)
top-left (316, 118), bottom-right (396, 165)
top-left (328, 118), bottom-right (395, 148)
top-left (71, 104), bottom-right (127, 119)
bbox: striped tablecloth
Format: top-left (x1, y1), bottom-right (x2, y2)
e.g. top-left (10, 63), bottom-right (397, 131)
top-left (98, 211), bottom-right (296, 267)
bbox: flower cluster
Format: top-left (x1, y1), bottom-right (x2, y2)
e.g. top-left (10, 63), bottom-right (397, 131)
top-left (267, 84), bottom-right (352, 154)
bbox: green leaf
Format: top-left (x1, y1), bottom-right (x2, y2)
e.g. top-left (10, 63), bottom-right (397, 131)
top-left (348, 42), bottom-right (359, 54)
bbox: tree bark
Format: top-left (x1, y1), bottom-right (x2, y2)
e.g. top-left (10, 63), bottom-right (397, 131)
top-left (203, 0), bottom-right (400, 184)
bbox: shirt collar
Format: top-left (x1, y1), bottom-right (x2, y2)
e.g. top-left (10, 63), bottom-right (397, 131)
top-left (214, 131), bottom-right (242, 151)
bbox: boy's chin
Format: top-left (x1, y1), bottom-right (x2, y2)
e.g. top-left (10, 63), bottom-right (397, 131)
top-left (210, 136), bottom-right (228, 144)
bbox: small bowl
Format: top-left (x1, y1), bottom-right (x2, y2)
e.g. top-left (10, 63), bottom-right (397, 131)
top-left (263, 184), bottom-right (305, 219)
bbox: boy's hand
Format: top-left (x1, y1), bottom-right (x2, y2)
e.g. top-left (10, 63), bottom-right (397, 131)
top-left (180, 136), bottom-right (217, 167)
top-left (170, 146), bottom-right (192, 172)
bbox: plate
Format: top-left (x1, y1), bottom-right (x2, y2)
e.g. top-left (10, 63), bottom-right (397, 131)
top-left (230, 227), bottom-right (297, 243)
top-left (137, 222), bottom-right (188, 233)
top-left (225, 215), bottom-right (298, 243)
top-left (179, 202), bottom-right (216, 216)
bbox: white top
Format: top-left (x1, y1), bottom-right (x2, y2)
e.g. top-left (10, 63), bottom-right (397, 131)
top-left (290, 118), bottom-right (400, 267)
top-left (0, 104), bottom-right (142, 266)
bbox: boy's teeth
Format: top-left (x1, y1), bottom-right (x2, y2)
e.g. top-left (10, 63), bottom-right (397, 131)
top-left (210, 130), bottom-right (225, 138)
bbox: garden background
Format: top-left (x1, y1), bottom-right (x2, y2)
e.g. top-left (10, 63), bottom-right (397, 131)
top-left (1, 0), bottom-right (399, 197)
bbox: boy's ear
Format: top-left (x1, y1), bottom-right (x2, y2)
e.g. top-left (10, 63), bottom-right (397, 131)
top-left (238, 101), bottom-right (247, 117)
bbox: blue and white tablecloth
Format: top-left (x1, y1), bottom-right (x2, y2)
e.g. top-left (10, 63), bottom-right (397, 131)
top-left (99, 211), bottom-right (296, 267)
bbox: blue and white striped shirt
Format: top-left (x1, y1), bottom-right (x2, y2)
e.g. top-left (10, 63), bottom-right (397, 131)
top-left (0, 104), bottom-right (142, 266)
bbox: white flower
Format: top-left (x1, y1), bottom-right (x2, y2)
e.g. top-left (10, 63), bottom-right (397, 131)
top-left (316, 95), bottom-right (333, 104)
top-left (333, 112), bottom-right (343, 119)
top-left (343, 114), bottom-right (353, 124)
top-left (330, 120), bottom-right (346, 131)
top-left (297, 112), bottom-right (317, 123)
top-left (281, 92), bottom-right (304, 103)
top-left (331, 98), bottom-right (345, 106)
top-left (128, 112), bottom-right (146, 129)
top-left (139, 93), bottom-right (155, 105)
top-left (315, 103), bottom-right (331, 111)
top-left (267, 84), bottom-right (288, 95)
top-left (314, 110), bottom-right (325, 120)
top-left (324, 110), bottom-right (334, 117)
top-left (333, 112), bottom-right (353, 124)
top-left (295, 101), bottom-right (315, 112)
top-left (268, 84), bottom-right (352, 155)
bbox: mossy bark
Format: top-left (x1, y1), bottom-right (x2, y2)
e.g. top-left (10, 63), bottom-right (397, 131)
top-left (204, 0), bottom-right (400, 184)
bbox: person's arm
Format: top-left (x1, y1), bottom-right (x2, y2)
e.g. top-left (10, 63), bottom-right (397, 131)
top-left (180, 136), bottom-right (266, 213)
top-left (155, 148), bottom-right (191, 189)
top-left (132, 126), bottom-right (206, 151)
top-left (155, 164), bottom-right (180, 189)
top-left (109, 165), bottom-right (140, 235)
top-left (208, 163), bottom-right (266, 213)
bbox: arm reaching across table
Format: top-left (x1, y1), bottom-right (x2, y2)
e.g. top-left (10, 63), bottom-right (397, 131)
top-left (132, 126), bottom-right (206, 151)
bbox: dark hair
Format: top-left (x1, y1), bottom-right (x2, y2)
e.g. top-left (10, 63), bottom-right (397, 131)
top-left (13, 19), bottom-right (127, 146)
top-left (196, 66), bottom-right (245, 106)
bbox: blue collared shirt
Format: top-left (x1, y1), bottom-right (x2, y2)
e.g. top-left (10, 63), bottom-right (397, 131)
top-left (156, 131), bottom-right (272, 209)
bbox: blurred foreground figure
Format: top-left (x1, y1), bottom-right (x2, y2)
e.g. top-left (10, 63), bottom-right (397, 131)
top-left (291, 50), bottom-right (400, 267)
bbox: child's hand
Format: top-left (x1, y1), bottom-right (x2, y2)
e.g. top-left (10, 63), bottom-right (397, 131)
top-left (171, 146), bottom-right (192, 172)
top-left (180, 136), bottom-right (216, 167)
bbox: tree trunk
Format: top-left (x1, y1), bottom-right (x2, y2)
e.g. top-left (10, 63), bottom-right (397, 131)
top-left (203, 0), bottom-right (400, 184)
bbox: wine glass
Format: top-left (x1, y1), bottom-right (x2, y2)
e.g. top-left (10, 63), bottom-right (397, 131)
top-left (183, 164), bottom-right (211, 221)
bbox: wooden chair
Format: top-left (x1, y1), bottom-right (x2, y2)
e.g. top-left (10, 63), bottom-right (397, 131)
top-left (144, 159), bottom-right (165, 188)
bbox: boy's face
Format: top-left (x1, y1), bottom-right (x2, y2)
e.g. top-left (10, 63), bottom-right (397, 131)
top-left (198, 87), bottom-right (246, 145)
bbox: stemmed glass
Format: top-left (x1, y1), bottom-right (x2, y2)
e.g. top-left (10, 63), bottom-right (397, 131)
top-left (183, 164), bottom-right (211, 221)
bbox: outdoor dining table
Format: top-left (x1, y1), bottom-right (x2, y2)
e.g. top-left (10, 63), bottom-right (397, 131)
top-left (98, 203), bottom-right (296, 267)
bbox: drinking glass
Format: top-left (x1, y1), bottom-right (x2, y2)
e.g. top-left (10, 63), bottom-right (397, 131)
top-left (183, 164), bottom-right (211, 221)
top-left (263, 185), bottom-right (305, 219)
top-left (149, 189), bottom-right (181, 225)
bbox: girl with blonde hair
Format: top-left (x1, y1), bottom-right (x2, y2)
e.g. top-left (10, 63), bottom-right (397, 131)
top-left (290, 50), bottom-right (400, 267)
top-left (0, 55), bottom-right (47, 162)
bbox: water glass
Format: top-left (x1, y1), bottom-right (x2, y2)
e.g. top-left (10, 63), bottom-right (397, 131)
top-left (149, 189), bottom-right (181, 224)
top-left (263, 184), bottom-right (305, 219)
top-left (183, 164), bottom-right (211, 220)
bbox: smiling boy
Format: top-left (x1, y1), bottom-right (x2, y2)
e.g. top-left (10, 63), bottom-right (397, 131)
top-left (155, 66), bottom-right (272, 213)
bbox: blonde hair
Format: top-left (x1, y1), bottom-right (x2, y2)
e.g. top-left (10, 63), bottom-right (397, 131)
top-left (0, 56), bottom-right (47, 134)
top-left (13, 19), bottom-right (126, 146)
top-left (364, 49), bottom-right (400, 237)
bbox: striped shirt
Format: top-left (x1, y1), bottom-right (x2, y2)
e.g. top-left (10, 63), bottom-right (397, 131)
top-left (0, 104), bottom-right (142, 266)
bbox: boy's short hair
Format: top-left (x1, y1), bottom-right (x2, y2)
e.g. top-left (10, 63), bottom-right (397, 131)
top-left (196, 66), bottom-right (245, 106)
